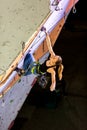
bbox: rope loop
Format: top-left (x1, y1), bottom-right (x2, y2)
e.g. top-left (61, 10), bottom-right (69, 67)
top-left (72, 6), bottom-right (76, 14)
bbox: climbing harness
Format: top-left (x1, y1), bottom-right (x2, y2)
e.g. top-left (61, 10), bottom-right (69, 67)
top-left (15, 61), bottom-right (44, 76)
top-left (30, 61), bottom-right (44, 75)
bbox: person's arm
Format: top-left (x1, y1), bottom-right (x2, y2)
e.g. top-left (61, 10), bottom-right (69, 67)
top-left (45, 32), bottom-right (55, 58)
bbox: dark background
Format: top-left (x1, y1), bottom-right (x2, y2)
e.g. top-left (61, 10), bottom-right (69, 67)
top-left (12, 1), bottom-right (87, 130)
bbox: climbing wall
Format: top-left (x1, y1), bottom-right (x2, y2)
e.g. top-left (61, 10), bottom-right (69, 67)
top-left (0, 74), bottom-right (36, 130)
top-left (0, 52), bottom-right (49, 130)
top-left (0, 0), bottom-right (50, 75)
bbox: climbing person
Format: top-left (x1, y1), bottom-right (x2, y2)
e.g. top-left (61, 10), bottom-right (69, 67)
top-left (46, 50), bottom-right (64, 91)
top-left (41, 27), bottom-right (64, 91)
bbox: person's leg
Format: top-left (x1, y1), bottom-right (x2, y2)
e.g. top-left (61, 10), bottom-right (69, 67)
top-left (47, 68), bottom-right (56, 91)
top-left (58, 64), bottom-right (64, 80)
